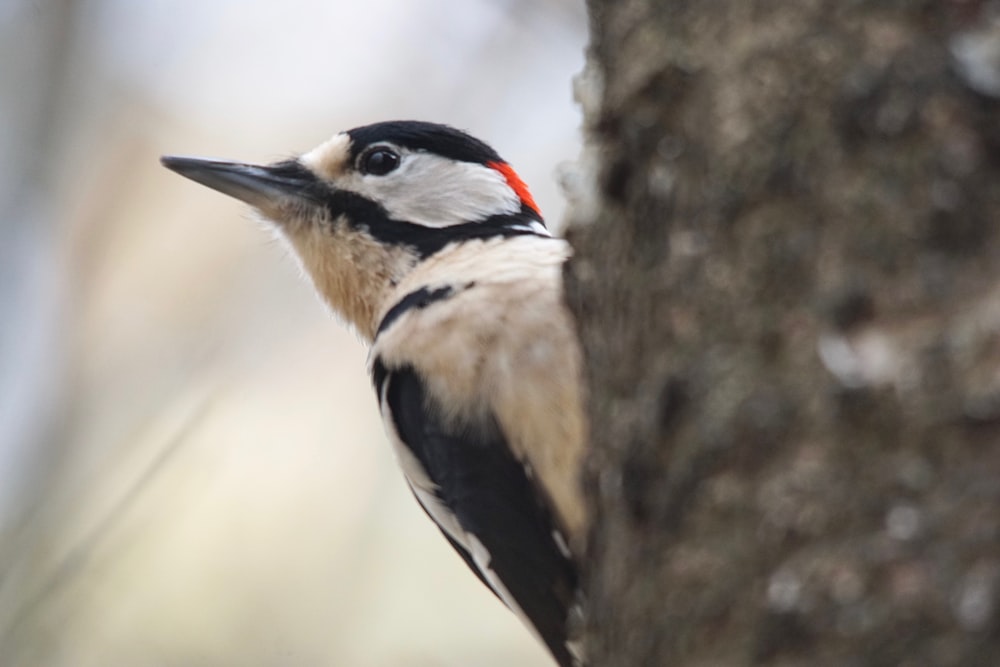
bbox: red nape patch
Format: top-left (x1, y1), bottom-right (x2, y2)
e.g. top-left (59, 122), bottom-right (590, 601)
top-left (488, 160), bottom-right (541, 218)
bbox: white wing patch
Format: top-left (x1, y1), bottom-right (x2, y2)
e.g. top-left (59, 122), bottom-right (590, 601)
top-left (377, 376), bottom-right (467, 541)
top-left (377, 375), bottom-right (542, 636)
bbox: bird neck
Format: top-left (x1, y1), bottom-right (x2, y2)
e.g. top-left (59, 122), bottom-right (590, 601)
top-left (282, 224), bottom-right (419, 342)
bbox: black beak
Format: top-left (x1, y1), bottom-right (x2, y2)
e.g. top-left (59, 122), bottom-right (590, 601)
top-left (160, 155), bottom-right (318, 208)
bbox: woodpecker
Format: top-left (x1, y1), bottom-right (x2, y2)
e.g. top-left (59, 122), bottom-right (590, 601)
top-left (161, 121), bottom-right (586, 667)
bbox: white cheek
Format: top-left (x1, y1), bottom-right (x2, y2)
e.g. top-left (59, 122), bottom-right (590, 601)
top-left (350, 154), bottom-right (522, 227)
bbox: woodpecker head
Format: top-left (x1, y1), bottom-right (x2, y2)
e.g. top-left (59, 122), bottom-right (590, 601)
top-left (162, 121), bottom-right (546, 340)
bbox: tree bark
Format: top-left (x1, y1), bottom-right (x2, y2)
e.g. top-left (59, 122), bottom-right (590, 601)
top-left (565, 2), bottom-right (1000, 665)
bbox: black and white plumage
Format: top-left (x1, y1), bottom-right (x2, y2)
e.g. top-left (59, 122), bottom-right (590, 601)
top-left (161, 121), bottom-right (587, 667)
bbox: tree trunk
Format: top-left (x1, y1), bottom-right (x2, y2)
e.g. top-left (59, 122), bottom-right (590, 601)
top-left (565, 2), bottom-right (1000, 665)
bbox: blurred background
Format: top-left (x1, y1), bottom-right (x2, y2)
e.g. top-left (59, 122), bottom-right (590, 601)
top-left (0, 1), bottom-right (586, 665)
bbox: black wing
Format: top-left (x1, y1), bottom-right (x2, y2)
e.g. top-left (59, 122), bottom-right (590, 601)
top-left (375, 359), bottom-right (578, 667)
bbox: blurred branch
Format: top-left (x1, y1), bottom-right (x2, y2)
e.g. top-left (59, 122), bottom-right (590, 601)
top-left (0, 0), bottom-right (78, 537)
top-left (0, 383), bottom-right (216, 664)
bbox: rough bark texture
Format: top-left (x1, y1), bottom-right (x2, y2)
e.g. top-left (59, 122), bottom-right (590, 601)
top-left (564, 2), bottom-right (1000, 666)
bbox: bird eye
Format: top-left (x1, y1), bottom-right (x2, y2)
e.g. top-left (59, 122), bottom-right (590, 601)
top-left (360, 148), bottom-right (400, 176)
